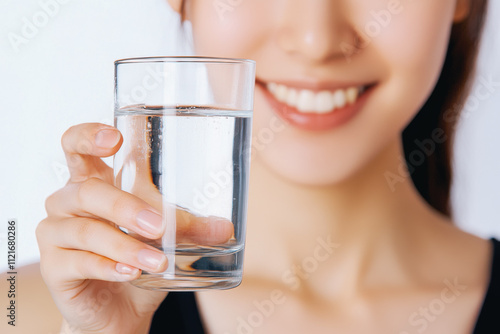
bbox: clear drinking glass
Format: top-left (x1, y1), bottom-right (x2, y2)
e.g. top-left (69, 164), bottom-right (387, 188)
top-left (113, 56), bottom-right (256, 290)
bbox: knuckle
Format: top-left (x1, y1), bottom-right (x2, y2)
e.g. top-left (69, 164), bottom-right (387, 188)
top-left (36, 218), bottom-right (63, 254)
top-left (35, 218), bottom-right (48, 241)
top-left (37, 246), bottom-right (58, 284)
top-left (38, 256), bottom-right (51, 281)
top-left (66, 152), bottom-right (84, 169)
top-left (61, 125), bottom-right (75, 149)
top-left (44, 192), bottom-right (58, 215)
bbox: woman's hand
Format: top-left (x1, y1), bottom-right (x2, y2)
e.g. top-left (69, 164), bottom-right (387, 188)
top-left (37, 122), bottom-right (234, 333)
top-left (36, 123), bottom-right (171, 333)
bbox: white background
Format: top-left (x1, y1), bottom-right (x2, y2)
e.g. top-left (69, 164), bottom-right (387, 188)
top-left (0, 0), bottom-right (499, 271)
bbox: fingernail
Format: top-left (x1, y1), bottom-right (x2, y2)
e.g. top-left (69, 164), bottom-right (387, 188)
top-left (136, 210), bottom-right (163, 236)
top-left (137, 249), bottom-right (167, 271)
top-left (115, 263), bottom-right (139, 275)
top-left (95, 129), bottom-right (120, 148)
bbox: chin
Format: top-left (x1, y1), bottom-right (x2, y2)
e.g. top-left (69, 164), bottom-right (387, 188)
top-left (250, 82), bottom-right (401, 187)
top-left (251, 95), bottom-right (367, 186)
top-left (259, 153), bottom-right (366, 186)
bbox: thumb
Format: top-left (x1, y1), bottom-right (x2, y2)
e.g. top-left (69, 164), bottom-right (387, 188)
top-left (61, 123), bottom-right (122, 183)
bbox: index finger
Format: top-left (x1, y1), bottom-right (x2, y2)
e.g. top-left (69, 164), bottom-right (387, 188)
top-left (46, 177), bottom-right (234, 245)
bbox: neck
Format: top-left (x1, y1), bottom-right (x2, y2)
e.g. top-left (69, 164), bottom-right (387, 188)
top-left (245, 138), bottom-right (448, 296)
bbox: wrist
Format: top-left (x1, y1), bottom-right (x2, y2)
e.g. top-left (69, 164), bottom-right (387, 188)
top-left (135, 315), bottom-right (154, 334)
top-left (59, 315), bottom-right (153, 334)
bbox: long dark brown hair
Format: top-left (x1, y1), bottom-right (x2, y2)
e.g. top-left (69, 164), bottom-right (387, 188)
top-left (402, 0), bottom-right (489, 217)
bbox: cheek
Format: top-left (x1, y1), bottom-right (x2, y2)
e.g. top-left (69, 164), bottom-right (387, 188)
top-left (367, 0), bottom-right (456, 123)
top-left (187, 1), bottom-right (268, 58)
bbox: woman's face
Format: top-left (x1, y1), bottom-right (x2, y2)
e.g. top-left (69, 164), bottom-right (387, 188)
top-left (176, 0), bottom-right (468, 185)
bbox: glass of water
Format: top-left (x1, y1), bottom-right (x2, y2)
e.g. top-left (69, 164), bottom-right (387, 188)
top-left (113, 57), bottom-right (256, 290)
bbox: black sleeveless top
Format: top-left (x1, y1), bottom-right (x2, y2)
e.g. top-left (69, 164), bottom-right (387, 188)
top-left (150, 239), bottom-right (500, 333)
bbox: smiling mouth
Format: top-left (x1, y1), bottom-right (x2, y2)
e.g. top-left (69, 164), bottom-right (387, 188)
top-left (265, 82), bottom-right (367, 114)
top-left (256, 79), bottom-right (377, 131)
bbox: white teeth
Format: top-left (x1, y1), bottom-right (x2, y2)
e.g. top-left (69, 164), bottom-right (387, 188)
top-left (266, 82), bottom-right (364, 114)
top-left (286, 88), bottom-right (298, 106)
top-left (275, 84), bottom-right (288, 103)
top-left (332, 90), bottom-right (347, 109)
top-left (267, 82), bottom-right (277, 94)
top-left (316, 91), bottom-right (335, 113)
top-left (297, 90), bottom-right (316, 112)
top-left (346, 87), bottom-right (359, 104)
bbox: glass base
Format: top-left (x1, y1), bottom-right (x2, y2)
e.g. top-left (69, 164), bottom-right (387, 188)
top-left (129, 273), bottom-right (242, 291)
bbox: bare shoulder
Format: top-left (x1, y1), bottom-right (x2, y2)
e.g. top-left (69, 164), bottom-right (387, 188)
top-left (426, 217), bottom-right (493, 286)
top-left (1, 262), bottom-right (62, 334)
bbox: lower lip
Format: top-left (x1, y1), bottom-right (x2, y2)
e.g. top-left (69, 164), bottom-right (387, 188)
top-left (257, 82), bottom-right (375, 132)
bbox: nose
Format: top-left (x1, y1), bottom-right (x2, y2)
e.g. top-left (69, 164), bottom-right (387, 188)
top-left (275, 1), bottom-right (357, 64)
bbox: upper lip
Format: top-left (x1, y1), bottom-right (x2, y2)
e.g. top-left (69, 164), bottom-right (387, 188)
top-left (256, 77), bottom-right (376, 92)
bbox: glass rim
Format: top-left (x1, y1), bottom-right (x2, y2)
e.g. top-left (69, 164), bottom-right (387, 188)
top-left (115, 56), bottom-right (255, 65)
